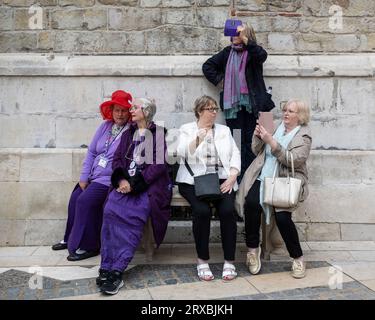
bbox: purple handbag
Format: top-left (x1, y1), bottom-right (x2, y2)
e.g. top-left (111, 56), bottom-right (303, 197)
top-left (224, 19), bottom-right (242, 36)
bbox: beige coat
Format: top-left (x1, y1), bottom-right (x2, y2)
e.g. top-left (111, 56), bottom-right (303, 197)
top-left (235, 124), bottom-right (312, 218)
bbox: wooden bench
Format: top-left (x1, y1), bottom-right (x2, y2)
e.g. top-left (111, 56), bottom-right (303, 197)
top-left (141, 185), bottom-right (272, 261)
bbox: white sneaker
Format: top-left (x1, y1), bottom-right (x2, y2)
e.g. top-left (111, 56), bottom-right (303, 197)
top-left (246, 247), bottom-right (261, 275)
top-left (291, 259), bottom-right (306, 279)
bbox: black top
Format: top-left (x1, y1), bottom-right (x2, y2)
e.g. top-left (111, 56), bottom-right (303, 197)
top-left (202, 41), bottom-right (275, 117)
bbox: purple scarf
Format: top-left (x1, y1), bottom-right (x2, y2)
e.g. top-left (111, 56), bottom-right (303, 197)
top-left (223, 44), bottom-right (249, 110)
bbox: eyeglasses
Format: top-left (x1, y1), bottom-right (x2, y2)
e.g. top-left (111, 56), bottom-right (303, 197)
top-left (282, 109), bottom-right (298, 114)
top-left (202, 107), bottom-right (220, 113)
top-left (130, 105), bottom-right (142, 111)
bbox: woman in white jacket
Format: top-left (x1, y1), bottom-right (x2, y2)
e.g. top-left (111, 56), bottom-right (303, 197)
top-left (176, 95), bottom-right (241, 281)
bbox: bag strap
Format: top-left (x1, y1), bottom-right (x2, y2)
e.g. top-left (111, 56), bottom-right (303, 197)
top-left (272, 150), bottom-right (296, 181)
top-left (184, 159), bottom-right (195, 177)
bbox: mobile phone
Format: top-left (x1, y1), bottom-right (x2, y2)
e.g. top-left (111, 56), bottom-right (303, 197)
top-left (258, 112), bottom-right (274, 134)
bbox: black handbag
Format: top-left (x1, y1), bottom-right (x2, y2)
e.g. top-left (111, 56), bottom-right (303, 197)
top-left (184, 160), bottom-right (222, 201)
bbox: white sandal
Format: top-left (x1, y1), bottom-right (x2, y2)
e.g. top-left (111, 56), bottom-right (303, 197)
top-left (222, 263), bottom-right (237, 281)
top-left (197, 263), bottom-right (214, 281)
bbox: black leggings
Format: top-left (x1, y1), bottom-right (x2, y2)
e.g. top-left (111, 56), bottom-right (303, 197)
top-left (244, 180), bottom-right (303, 259)
top-left (178, 182), bottom-right (237, 261)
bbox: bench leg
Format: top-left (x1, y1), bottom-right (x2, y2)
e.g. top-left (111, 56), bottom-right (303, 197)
top-left (141, 218), bottom-right (155, 262)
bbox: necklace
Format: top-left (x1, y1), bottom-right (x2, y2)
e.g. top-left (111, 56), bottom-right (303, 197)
top-left (111, 124), bottom-right (124, 137)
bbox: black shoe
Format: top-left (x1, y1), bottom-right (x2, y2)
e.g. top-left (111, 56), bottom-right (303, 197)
top-left (52, 242), bottom-right (67, 251)
top-left (96, 268), bottom-right (109, 286)
top-left (100, 271), bottom-right (124, 295)
top-left (67, 251), bottom-right (99, 261)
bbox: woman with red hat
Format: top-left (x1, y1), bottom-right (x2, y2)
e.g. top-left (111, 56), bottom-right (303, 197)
top-left (51, 90), bottom-right (133, 261)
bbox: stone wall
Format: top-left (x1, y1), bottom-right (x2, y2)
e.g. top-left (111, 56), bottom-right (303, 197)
top-left (0, 53), bottom-right (374, 246)
top-left (1, 0), bottom-right (375, 54)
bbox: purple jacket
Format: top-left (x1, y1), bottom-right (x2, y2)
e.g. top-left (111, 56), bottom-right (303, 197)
top-left (111, 122), bottom-right (172, 247)
top-left (80, 120), bottom-right (129, 186)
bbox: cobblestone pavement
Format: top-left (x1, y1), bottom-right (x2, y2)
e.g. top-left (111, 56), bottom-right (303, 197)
top-left (1, 242), bottom-right (375, 300)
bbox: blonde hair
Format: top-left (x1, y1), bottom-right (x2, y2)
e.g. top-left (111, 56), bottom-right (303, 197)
top-left (240, 22), bottom-right (257, 44)
top-left (193, 95), bottom-right (217, 119)
top-left (283, 99), bottom-right (310, 125)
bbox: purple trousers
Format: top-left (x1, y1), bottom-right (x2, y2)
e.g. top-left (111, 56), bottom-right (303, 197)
top-left (64, 182), bottom-right (109, 255)
top-left (100, 189), bottom-right (151, 272)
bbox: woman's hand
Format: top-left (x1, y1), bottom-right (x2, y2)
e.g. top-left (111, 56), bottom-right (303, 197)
top-left (116, 179), bottom-right (132, 194)
top-left (79, 181), bottom-right (89, 190)
top-left (220, 175), bottom-right (237, 194)
top-left (197, 128), bottom-right (208, 141)
top-left (254, 124), bottom-right (261, 138)
top-left (237, 25), bottom-right (248, 45)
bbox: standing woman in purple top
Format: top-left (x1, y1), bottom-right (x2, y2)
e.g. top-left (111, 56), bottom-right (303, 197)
top-left (97, 98), bottom-right (172, 295)
top-left (51, 90), bottom-right (133, 261)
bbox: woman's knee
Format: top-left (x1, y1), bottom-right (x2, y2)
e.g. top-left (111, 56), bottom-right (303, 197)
top-left (192, 206), bottom-right (212, 220)
top-left (244, 196), bottom-right (261, 216)
top-left (275, 212), bottom-right (292, 226)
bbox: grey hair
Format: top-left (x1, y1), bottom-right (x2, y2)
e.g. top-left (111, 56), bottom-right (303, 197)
top-left (137, 98), bottom-right (156, 123)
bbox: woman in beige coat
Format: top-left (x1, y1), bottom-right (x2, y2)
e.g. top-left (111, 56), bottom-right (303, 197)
top-left (235, 99), bottom-right (312, 279)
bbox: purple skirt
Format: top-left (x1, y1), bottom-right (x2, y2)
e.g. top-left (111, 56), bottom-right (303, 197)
top-left (100, 189), bottom-right (151, 272)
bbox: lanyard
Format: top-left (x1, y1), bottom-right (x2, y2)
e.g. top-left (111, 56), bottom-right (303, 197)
top-left (103, 125), bottom-right (126, 156)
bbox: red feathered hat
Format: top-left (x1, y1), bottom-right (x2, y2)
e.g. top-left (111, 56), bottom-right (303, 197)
top-left (100, 90), bottom-right (133, 120)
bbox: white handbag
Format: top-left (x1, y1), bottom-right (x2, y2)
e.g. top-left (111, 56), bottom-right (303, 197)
top-left (264, 151), bottom-right (302, 208)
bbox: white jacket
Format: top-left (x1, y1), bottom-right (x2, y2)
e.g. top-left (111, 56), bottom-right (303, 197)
top-left (175, 122), bottom-right (241, 191)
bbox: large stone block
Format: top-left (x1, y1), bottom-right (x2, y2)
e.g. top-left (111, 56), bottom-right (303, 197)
top-left (296, 184), bottom-right (375, 224)
top-left (0, 181), bottom-right (74, 219)
top-left (0, 150), bottom-right (21, 182)
top-left (268, 33), bottom-right (296, 52)
top-left (145, 26), bottom-right (219, 54)
top-left (332, 34), bottom-right (367, 52)
top-left (108, 7), bottom-right (162, 31)
top-left (19, 149), bottom-right (73, 182)
top-left (51, 9), bottom-right (107, 30)
top-left (162, 0), bottom-right (193, 8)
top-left (72, 149), bottom-right (86, 182)
top-left (25, 219), bottom-right (66, 245)
top-left (239, 16), bottom-right (272, 34)
top-left (0, 8), bottom-right (13, 31)
top-left (310, 114), bottom-right (375, 150)
top-left (197, 7), bottom-right (227, 28)
top-left (55, 116), bottom-right (102, 148)
top-left (302, 0), bottom-right (375, 17)
top-left (306, 151), bottom-right (323, 186)
top-left (0, 76), bottom-right (102, 114)
top-left (3, 0), bottom-right (57, 6)
top-left (162, 9), bottom-right (196, 26)
top-left (48, 31), bottom-right (113, 54)
top-left (305, 223), bottom-right (341, 241)
top-left (237, 0), bottom-right (266, 11)
top-left (59, 0), bottom-right (95, 6)
top-left (97, 0), bottom-right (138, 5)
top-left (140, 0), bottom-right (162, 7)
top-left (271, 16), bottom-right (300, 32)
top-left (0, 32), bottom-right (37, 52)
top-left (341, 224), bottom-right (375, 241)
top-left (0, 219), bottom-right (27, 246)
top-left (0, 182), bottom-right (23, 218)
top-left (14, 8), bottom-right (49, 30)
top-left (0, 115), bottom-right (55, 148)
top-left (319, 151), bottom-right (375, 185)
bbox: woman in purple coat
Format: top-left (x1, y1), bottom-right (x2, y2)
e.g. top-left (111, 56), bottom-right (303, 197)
top-left (97, 98), bottom-right (172, 295)
top-left (51, 90), bottom-right (132, 261)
